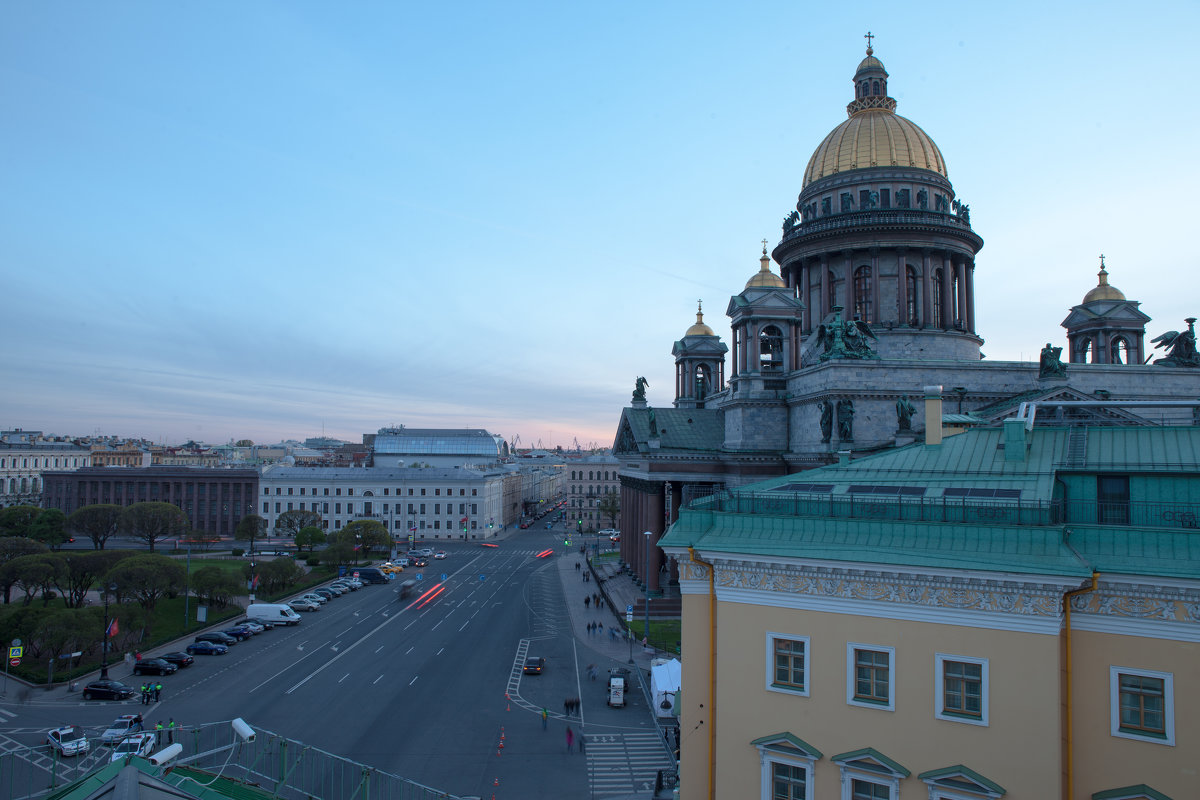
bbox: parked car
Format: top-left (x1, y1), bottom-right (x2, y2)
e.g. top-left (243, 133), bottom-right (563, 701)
top-left (132, 658), bottom-right (178, 676)
top-left (289, 599), bottom-right (319, 612)
top-left (331, 580), bottom-right (357, 591)
top-left (300, 593), bottom-right (327, 605)
top-left (237, 620), bottom-right (265, 634)
top-left (313, 588), bottom-right (335, 601)
top-left (433, 551), bottom-right (447, 559)
top-left (82, 680), bottom-right (136, 701)
top-left (47, 725), bottom-right (90, 756)
top-left (243, 618), bottom-right (276, 630)
top-left (523, 656), bottom-right (545, 675)
top-left (101, 714), bottom-right (144, 745)
top-left (109, 733), bottom-right (154, 762)
top-left (185, 641), bottom-right (228, 656)
top-left (343, 577), bottom-right (364, 589)
top-left (195, 632), bottom-right (238, 646)
top-left (221, 626), bottom-right (254, 641)
top-left (159, 652), bottom-right (194, 668)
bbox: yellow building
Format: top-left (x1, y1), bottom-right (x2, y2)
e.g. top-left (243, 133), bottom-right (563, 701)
top-left (660, 411), bottom-right (1199, 799)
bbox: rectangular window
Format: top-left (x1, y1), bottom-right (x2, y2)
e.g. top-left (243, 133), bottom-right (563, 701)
top-left (434, 503), bottom-right (440, 514)
top-left (348, 488), bottom-right (354, 495)
top-left (434, 521), bottom-right (440, 529)
top-left (324, 488), bottom-right (329, 496)
top-left (336, 488), bottom-right (342, 496)
top-left (847, 644), bottom-right (894, 710)
top-left (851, 779), bottom-right (890, 800)
top-left (300, 488), bottom-right (305, 495)
top-left (1098, 475), bottom-right (1130, 524)
top-left (935, 653), bottom-right (988, 725)
top-left (771, 762), bottom-right (807, 799)
top-left (276, 488), bottom-right (282, 495)
top-left (286, 502), bottom-right (293, 511)
top-left (420, 504), bottom-right (425, 514)
top-left (472, 489), bottom-right (477, 496)
top-left (879, 188), bottom-right (890, 209)
top-left (335, 503), bottom-right (341, 514)
top-left (264, 488), bottom-right (270, 496)
top-left (262, 502), bottom-right (268, 513)
top-left (275, 502), bottom-right (280, 513)
top-left (421, 489), bottom-right (426, 496)
top-left (767, 634), bottom-right (809, 695)
top-left (323, 503), bottom-right (329, 513)
top-left (1111, 666), bottom-right (1174, 744)
top-left (435, 489), bottom-right (440, 496)
top-left (408, 504), bottom-right (415, 514)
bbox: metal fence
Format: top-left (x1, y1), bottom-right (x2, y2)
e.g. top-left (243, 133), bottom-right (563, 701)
top-left (3, 720), bottom-right (469, 800)
top-left (696, 491), bottom-right (1200, 530)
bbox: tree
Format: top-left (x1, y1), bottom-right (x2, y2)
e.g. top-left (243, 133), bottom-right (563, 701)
top-left (2, 553), bottom-right (66, 606)
top-left (55, 550), bottom-right (132, 609)
top-left (119, 502), bottom-right (188, 552)
top-left (30, 509), bottom-right (69, 550)
top-left (234, 439), bottom-right (254, 448)
top-left (597, 490), bottom-right (621, 531)
top-left (35, 608), bottom-right (94, 667)
top-left (341, 520), bottom-right (389, 559)
top-left (255, 558), bottom-right (305, 595)
top-left (105, 554), bottom-right (186, 635)
top-left (323, 532), bottom-right (358, 569)
top-left (0, 506), bottom-right (43, 538)
top-left (66, 504), bottom-right (124, 550)
top-left (0, 537), bottom-right (49, 603)
top-left (235, 514), bottom-right (266, 554)
top-left (190, 565), bottom-right (241, 608)
top-left (294, 526), bottom-right (326, 552)
top-left (275, 509), bottom-right (322, 538)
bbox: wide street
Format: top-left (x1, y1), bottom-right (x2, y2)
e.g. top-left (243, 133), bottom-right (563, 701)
top-left (0, 521), bottom-right (675, 799)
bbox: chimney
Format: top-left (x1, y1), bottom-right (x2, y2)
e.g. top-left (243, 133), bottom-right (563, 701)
top-left (837, 450), bottom-right (851, 466)
top-left (924, 385), bottom-right (943, 446)
top-left (1003, 417), bottom-right (1027, 462)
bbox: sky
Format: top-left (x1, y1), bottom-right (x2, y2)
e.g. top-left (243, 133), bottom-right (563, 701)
top-left (3, 1), bottom-right (1198, 450)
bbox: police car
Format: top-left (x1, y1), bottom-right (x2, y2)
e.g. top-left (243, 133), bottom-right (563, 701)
top-left (47, 725), bottom-right (90, 756)
top-left (109, 732), bottom-right (154, 762)
top-left (101, 714), bottom-right (143, 745)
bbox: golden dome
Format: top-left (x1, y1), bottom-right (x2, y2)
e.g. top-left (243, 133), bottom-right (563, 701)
top-left (1083, 259), bottom-right (1126, 303)
top-left (745, 247), bottom-right (786, 289)
top-left (803, 110), bottom-right (946, 187)
top-left (802, 46), bottom-right (947, 188)
top-left (685, 301), bottom-right (715, 336)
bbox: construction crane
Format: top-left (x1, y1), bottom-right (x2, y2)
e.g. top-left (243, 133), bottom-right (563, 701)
top-left (572, 437), bottom-right (582, 452)
top-left (510, 434), bottom-right (521, 451)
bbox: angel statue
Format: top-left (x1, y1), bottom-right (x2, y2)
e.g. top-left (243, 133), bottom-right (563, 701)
top-left (815, 308), bottom-right (880, 361)
top-left (1152, 319), bottom-right (1199, 367)
top-left (633, 376), bottom-right (650, 402)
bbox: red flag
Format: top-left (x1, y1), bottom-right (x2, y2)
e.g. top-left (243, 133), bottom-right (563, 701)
top-left (106, 618), bottom-right (119, 638)
top-left (251, 574), bottom-right (259, 590)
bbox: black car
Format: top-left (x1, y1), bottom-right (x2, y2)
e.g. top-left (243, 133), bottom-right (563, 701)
top-left (132, 658), bottom-right (178, 676)
top-left (195, 632), bottom-right (237, 646)
top-left (221, 626), bottom-right (253, 641)
top-left (185, 641), bottom-right (228, 656)
top-left (242, 617), bottom-right (276, 630)
top-left (523, 656), bottom-right (545, 675)
top-left (159, 652), bottom-right (194, 668)
top-left (82, 680), bottom-right (136, 701)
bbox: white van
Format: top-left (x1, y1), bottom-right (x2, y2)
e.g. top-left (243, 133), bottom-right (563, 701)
top-left (246, 603), bottom-right (302, 626)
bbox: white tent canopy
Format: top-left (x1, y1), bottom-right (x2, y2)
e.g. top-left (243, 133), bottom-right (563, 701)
top-left (650, 658), bottom-right (681, 718)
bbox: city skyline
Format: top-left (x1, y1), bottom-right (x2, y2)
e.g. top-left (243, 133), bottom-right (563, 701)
top-left (3, 2), bottom-right (1197, 447)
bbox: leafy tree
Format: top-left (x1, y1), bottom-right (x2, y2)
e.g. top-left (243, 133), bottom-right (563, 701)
top-left (30, 509), bottom-right (69, 550)
top-left (105, 554), bottom-right (186, 634)
top-left (3, 553), bottom-right (66, 606)
top-left (341, 520), bottom-right (389, 558)
top-left (597, 490), bottom-right (621, 531)
top-left (190, 565), bottom-right (241, 608)
top-left (55, 550), bottom-right (132, 609)
top-left (294, 526), bottom-right (326, 552)
top-left (323, 533), bottom-right (358, 569)
top-left (276, 509), bottom-right (322, 538)
top-left (234, 514), bottom-right (266, 554)
top-left (35, 608), bottom-right (94, 666)
top-left (254, 558), bottom-right (305, 594)
top-left (0, 537), bottom-right (49, 603)
top-left (66, 504), bottom-right (124, 550)
top-left (0, 506), bottom-right (43, 538)
top-left (234, 439), bottom-right (254, 447)
top-left (119, 502), bottom-right (188, 552)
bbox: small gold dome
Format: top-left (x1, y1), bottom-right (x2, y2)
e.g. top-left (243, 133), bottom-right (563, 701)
top-left (745, 247), bottom-right (786, 289)
top-left (1083, 260), bottom-right (1126, 303)
top-left (685, 301), bottom-right (714, 336)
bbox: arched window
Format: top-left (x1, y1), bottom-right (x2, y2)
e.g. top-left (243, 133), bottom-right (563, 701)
top-left (932, 269), bottom-right (945, 329)
top-left (872, 80), bottom-right (880, 95)
top-left (905, 265), bottom-right (920, 326)
top-left (853, 266), bottom-right (872, 322)
top-left (1111, 337), bottom-right (1130, 364)
top-left (694, 363), bottom-right (712, 399)
top-left (1075, 338), bottom-right (1092, 363)
top-left (951, 272), bottom-right (960, 327)
top-left (759, 325), bottom-right (784, 372)
top-left (828, 270), bottom-right (839, 311)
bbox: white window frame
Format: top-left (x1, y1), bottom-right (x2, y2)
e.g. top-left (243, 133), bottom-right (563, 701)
top-left (758, 751), bottom-right (815, 800)
top-left (1109, 665), bottom-right (1174, 746)
top-left (766, 632), bottom-right (810, 697)
top-left (934, 653), bottom-right (988, 726)
top-left (846, 642), bottom-right (895, 711)
top-left (839, 768), bottom-right (898, 800)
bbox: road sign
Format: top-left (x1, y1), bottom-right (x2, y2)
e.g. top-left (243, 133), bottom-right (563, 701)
top-left (9, 658), bottom-right (18, 667)
top-left (8, 646), bottom-right (22, 659)
top-left (626, 605), bottom-right (633, 614)
top-left (626, 612), bottom-right (633, 622)
top-left (353, 571), bottom-right (360, 578)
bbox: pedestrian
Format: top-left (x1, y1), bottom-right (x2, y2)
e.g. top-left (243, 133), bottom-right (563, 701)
top-left (584, 596), bottom-right (591, 609)
top-left (564, 698), bottom-right (571, 716)
top-left (575, 562), bottom-right (580, 571)
top-left (586, 621), bottom-right (593, 635)
top-left (133, 714), bottom-right (143, 730)
top-left (135, 652), bottom-right (142, 662)
top-left (154, 721), bottom-right (163, 747)
top-left (541, 708), bottom-right (548, 730)
top-left (598, 621), bottom-right (604, 633)
top-left (565, 726), bottom-right (575, 753)
top-left (154, 682), bottom-right (162, 702)
top-left (167, 718), bottom-right (175, 745)
top-left (139, 684), bottom-right (147, 705)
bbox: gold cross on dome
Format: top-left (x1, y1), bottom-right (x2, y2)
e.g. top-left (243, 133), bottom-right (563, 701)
top-left (1099, 254), bottom-right (1106, 268)
top-left (864, 31), bottom-right (874, 50)
top-left (761, 238), bottom-right (768, 254)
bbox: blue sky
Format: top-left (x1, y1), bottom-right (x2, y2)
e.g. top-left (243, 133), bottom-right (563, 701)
top-left (3, 1), bottom-right (1197, 448)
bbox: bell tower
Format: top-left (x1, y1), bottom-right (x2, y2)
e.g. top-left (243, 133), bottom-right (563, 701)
top-left (672, 301), bottom-right (728, 409)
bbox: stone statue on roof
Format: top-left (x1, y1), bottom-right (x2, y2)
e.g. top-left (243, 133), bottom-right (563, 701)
top-left (1038, 343), bottom-right (1067, 379)
top-left (815, 307), bottom-right (880, 361)
top-left (837, 399), bottom-right (855, 442)
top-left (633, 376), bottom-right (649, 402)
top-left (895, 394), bottom-right (915, 431)
top-left (818, 401), bottom-right (832, 443)
top-left (1151, 319), bottom-right (1199, 367)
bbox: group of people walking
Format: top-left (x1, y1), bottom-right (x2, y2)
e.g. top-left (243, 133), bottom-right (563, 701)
top-left (139, 682), bottom-right (162, 704)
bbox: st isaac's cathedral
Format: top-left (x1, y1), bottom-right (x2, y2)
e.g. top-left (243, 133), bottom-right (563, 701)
top-left (612, 44), bottom-right (1200, 592)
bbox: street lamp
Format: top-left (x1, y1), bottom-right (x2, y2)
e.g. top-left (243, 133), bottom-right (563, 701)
top-left (100, 583), bottom-right (117, 679)
top-left (643, 530), bottom-right (653, 651)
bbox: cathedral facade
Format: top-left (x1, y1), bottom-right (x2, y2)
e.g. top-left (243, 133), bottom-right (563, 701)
top-left (612, 45), bottom-right (1200, 594)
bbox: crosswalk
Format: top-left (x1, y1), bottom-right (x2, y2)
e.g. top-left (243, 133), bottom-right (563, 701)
top-left (0, 708), bottom-right (16, 723)
top-left (585, 731), bottom-right (675, 798)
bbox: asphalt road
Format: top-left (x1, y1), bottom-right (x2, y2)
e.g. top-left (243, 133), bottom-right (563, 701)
top-left (0, 521), bottom-right (670, 799)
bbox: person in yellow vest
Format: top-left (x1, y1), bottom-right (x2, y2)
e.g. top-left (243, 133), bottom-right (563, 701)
top-left (167, 718), bottom-right (176, 745)
top-left (154, 721), bottom-right (163, 747)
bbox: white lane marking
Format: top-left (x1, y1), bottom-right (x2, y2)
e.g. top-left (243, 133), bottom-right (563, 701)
top-left (459, 622), bottom-right (469, 631)
top-left (373, 675), bottom-right (384, 685)
top-left (250, 641), bottom-right (333, 693)
top-left (285, 610), bottom-right (411, 695)
top-left (405, 647), bottom-right (414, 655)
top-left (437, 648), bottom-right (444, 655)
top-left (374, 645), bottom-right (384, 654)
top-left (408, 676), bottom-right (418, 686)
top-left (338, 673), bottom-right (350, 684)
